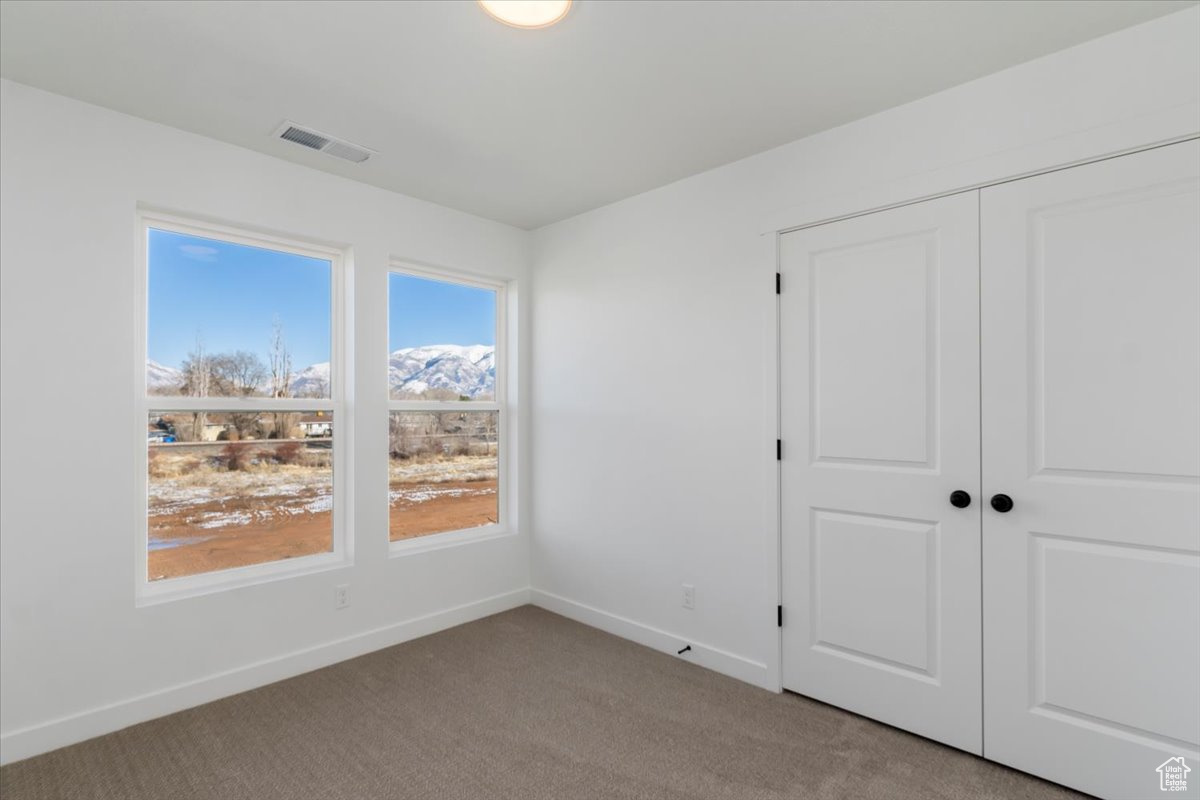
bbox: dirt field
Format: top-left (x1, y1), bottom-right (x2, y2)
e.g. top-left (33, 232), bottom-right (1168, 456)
top-left (149, 497), bottom-right (332, 581)
top-left (148, 450), bottom-right (498, 580)
top-left (388, 479), bottom-right (498, 540)
top-left (387, 453), bottom-right (499, 541)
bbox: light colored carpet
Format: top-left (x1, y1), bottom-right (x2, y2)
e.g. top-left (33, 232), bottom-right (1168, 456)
top-left (0, 605), bottom-right (1089, 800)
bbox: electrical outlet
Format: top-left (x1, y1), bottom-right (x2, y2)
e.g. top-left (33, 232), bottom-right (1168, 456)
top-left (335, 584), bottom-right (350, 610)
top-left (682, 584), bottom-right (695, 610)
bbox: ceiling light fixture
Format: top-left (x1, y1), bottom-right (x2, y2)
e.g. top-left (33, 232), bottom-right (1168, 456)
top-left (478, 0), bottom-right (571, 30)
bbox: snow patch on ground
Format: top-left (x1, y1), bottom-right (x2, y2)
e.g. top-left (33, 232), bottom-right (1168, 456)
top-left (149, 455), bottom-right (492, 533)
top-left (196, 510), bottom-right (254, 529)
top-left (389, 485), bottom-right (496, 505)
top-left (149, 469), bottom-right (334, 530)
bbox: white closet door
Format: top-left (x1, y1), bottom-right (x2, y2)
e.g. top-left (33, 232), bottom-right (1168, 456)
top-left (780, 192), bottom-right (982, 754)
top-left (981, 141), bottom-right (1200, 800)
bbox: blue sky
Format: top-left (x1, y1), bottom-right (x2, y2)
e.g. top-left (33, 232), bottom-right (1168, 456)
top-left (148, 229), bottom-right (496, 370)
top-left (388, 273), bottom-right (495, 353)
top-left (147, 229), bottom-right (331, 369)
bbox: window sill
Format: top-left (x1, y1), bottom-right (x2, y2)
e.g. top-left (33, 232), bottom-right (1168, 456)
top-left (136, 551), bottom-right (351, 607)
top-left (388, 524), bottom-right (515, 558)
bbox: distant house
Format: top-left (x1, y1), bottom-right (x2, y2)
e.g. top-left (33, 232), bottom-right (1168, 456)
top-left (298, 413), bottom-right (333, 438)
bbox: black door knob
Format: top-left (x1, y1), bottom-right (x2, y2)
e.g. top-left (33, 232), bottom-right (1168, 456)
top-left (949, 490), bottom-right (971, 508)
top-left (990, 494), bottom-right (1014, 513)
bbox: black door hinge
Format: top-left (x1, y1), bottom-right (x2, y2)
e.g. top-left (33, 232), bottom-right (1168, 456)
top-left (775, 272), bottom-right (781, 294)
top-left (776, 439), bottom-right (782, 461)
top-left (777, 605), bottom-right (783, 627)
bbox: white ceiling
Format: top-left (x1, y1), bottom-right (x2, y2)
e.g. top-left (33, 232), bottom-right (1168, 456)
top-left (1, 0), bottom-right (1193, 229)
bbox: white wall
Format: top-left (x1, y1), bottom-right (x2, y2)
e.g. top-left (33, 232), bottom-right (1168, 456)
top-left (529, 8), bottom-right (1200, 690)
top-left (0, 79), bottom-right (532, 762)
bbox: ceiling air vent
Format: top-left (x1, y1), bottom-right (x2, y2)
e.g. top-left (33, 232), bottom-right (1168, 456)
top-left (274, 121), bottom-right (375, 164)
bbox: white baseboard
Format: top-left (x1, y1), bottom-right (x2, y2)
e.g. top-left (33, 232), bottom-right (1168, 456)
top-left (0, 588), bottom-right (531, 766)
top-left (530, 589), bottom-right (774, 691)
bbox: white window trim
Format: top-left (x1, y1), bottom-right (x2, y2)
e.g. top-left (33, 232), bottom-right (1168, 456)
top-left (134, 209), bottom-right (352, 605)
top-left (387, 262), bottom-right (512, 555)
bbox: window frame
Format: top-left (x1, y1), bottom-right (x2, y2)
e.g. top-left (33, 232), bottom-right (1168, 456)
top-left (387, 263), bottom-right (510, 554)
top-left (134, 210), bottom-right (351, 605)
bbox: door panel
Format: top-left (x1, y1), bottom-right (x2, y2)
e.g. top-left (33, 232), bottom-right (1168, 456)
top-left (981, 140), bottom-right (1200, 800)
top-left (810, 231), bottom-right (938, 467)
top-left (780, 192), bottom-right (982, 754)
top-left (811, 510), bottom-right (939, 677)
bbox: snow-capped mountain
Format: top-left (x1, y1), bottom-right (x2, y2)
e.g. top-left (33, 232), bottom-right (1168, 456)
top-left (146, 344), bottom-right (495, 399)
top-left (290, 362), bottom-right (331, 398)
top-left (146, 359), bottom-right (184, 391)
top-left (292, 345), bottom-right (495, 398)
top-left (389, 344), bottom-right (495, 399)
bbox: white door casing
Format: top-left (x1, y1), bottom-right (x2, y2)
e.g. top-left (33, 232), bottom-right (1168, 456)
top-left (780, 192), bottom-right (983, 754)
top-left (980, 140), bottom-right (1200, 800)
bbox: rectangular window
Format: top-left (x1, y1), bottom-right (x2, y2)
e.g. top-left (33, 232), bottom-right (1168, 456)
top-left (147, 412), bottom-right (334, 580)
top-left (388, 269), bottom-right (503, 543)
top-left (147, 227), bottom-right (332, 399)
top-left (139, 213), bottom-right (345, 596)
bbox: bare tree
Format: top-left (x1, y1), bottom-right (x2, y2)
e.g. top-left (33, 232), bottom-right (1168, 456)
top-left (268, 317), bottom-right (292, 399)
top-left (212, 350), bottom-right (267, 437)
top-left (389, 413), bottom-right (414, 459)
top-left (268, 317), bottom-right (297, 439)
top-left (483, 412), bottom-right (497, 456)
top-left (212, 350), bottom-right (267, 396)
top-left (179, 336), bottom-right (211, 441)
top-left (418, 388), bottom-right (460, 448)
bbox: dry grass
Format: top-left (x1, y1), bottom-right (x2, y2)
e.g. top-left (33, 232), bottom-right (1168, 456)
top-left (146, 449), bottom-right (493, 536)
top-left (150, 449), bottom-right (489, 496)
top-left (148, 449), bottom-right (491, 529)
top-left (148, 451), bottom-right (205, 479)
top-left (149, 449), bottom-right (331, 492)
top-left (389, 453), bottom-right (497, 484)
top-left (165, 463), bottom-right (331, 492)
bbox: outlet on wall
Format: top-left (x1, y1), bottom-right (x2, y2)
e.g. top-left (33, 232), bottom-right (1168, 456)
top-left (682, 584), bottom-right (695, 610)
top-left (335, 584), bottom-right (350, 610)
